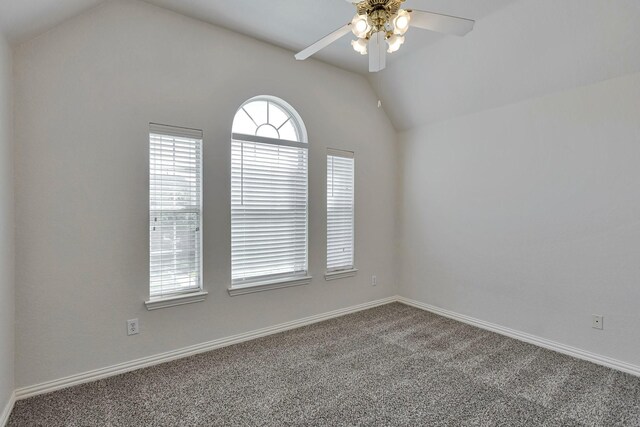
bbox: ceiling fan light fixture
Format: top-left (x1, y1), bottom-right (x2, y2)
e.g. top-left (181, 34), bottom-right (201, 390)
top-left (392, 9), bottom-right (411, 35)
top-left (386, 34), bottom-right (405, 53)
top-left (351, 38), bottom-right (368, 55)
top-left (296, 0), bottom-right (475, 72)
top-left (351, 15), bottom-right (372, 38)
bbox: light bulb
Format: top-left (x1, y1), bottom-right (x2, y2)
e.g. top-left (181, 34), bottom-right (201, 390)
top-left (351, 15), bottom-right (371, 38)
top-left (356, 19), bottom-right (368, 33)
top-left (393, 9), bottom-right (411, 35)
top-left (351, 38), bottom-right (368, 55)
top-left (386, 34), bottom-right (405, 53)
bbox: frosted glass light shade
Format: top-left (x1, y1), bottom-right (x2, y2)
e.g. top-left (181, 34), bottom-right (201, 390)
top-left (393, 9), bottom-right (411, 35)
top-left (351, 15), bottom-right (371, 38)
top-left (387, 34), bottom-right (405, 53)
top-left (351, 38), bottom-right (368, 55)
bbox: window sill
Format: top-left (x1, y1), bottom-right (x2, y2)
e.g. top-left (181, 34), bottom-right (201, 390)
top-left (325, 269), bottom-right (358, 281)
top-left (228, 275), bottom-right (312, 297)
top-left (145, 291), bottom-right (208, 311)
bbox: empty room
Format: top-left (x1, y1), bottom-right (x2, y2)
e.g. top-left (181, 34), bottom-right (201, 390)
top-left (1, 0), bottom-right (639, 425)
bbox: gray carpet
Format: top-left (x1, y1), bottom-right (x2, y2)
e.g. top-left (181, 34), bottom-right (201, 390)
top-left (8, 303), bottom-right (640, 426)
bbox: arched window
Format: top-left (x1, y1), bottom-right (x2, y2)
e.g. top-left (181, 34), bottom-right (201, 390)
top-left (232, 97), bottom-right (306, 143)
top-left (230, 96), bottom-right (309, 292)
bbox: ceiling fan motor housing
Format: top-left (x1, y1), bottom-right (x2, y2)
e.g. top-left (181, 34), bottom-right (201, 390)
top-left (356, 0), bottom-right (405, 32)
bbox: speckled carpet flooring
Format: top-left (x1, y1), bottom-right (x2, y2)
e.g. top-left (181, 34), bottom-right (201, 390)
top-left (8, 303), bottom-right (640, 426)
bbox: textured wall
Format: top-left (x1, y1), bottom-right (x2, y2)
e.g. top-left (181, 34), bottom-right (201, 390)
top-left (14, 0), bottom-right (398, 388)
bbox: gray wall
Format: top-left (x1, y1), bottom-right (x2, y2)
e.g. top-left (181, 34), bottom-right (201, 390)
top-left (14, 0), bottom-right (398, 388)
top-left (0, 30), bottom-right (14, 410)
top-left (399, 72), bottom-right (640, 366)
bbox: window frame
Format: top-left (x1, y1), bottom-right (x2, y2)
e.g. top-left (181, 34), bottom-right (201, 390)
top-left (146, 123), bottom-right (207, 310)
top-left (229, 96), bottom-right (311, 296)
top-left (325, 148), bottom-right (358, 281)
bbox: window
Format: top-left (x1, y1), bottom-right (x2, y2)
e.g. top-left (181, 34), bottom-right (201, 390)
top-left (231, 96), bottom-right (309, 294)
top-left (148, 124), bottom-right (204, 307)
top-left (326, 149), bottom-right (356, 277)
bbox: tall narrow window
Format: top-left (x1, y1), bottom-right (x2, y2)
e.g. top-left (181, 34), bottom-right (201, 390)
top-left (149, 124), bottom-right (203, 301)
top-left (327, 149), bottom-right (355, 273)
top-left (231, 96), bottom-right (309, 293)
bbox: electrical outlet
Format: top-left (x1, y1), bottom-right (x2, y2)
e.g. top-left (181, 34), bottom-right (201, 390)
top-left (592, 315), bottom-right (604, 330)
top-left (372, 275), bottom-right (377, 286)
top-left (127, 319), bottom-right (139, 336)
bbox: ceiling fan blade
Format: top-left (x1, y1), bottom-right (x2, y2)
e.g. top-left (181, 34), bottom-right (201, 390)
top-left (369, 31), bottom-right (387, 73)
top-left (408, 10), bottom-right (475, 36)
top-left (295, 24), bottom-right (352, 61)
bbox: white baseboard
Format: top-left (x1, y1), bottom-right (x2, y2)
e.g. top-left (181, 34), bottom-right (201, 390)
top-left (12, 294), bottom-right (640, 406)
top-left (397, 296), bottom-right (640, 378)
top-left (0, 392), bottom-right (15, 427)
top-left (14, 296), bottom-right (397, 400)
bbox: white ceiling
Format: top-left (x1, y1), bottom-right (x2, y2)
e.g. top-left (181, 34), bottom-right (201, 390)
top-left (371, 0), bottom-right (640, 130)
top-left (143, 0), bottom-right (514, 74)
top-left (3, 1), bottom-right (637, 132)
top-left (1, 0), bottom-right (513, 75)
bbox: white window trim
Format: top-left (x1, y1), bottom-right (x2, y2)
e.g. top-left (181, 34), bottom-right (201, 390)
top-left (232, 133), bottom-right (307, 149)
top-left (325, 269), bottom-right (358, 281)
top-left (145, 291), bottom-right (208, 311)
top-left (326, 148), bottom-right (356, 277)
top-left (228, 275), bottom-right (312, 297)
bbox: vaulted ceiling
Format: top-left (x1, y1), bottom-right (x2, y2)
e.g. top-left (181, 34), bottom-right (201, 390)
top-left (1, 0), bottom-right (512, 74)
top-left (3, 0), bottom-right (639, 131)
top-left (373, 0), bottom-right (640, 130)
top-left (141, 0), bottom-right (513, 74)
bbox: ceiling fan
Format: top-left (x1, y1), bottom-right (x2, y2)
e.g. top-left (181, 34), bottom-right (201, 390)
top-left (295, 0), bottom-right (475, 73)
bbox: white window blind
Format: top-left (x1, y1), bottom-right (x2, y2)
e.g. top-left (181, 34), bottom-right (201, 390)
top-left (149, 124), bottom-right (203, 299)
top-left (230, 98), bottom-right (308, 287)
top-left (231, 135), bottom-right (308, 285)
top-left (327, 149), bottom-right (355, 271)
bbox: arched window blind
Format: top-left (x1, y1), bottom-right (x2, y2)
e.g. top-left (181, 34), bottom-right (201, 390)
top-left (327, 149), bottom-right (355, 271)
top-left (149, 123), bottom-right (203, 300)
top-left (231, 97), bottom-right (309, 288)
